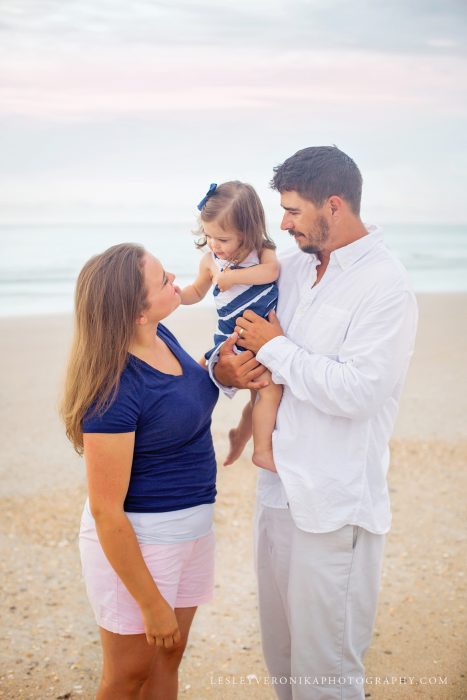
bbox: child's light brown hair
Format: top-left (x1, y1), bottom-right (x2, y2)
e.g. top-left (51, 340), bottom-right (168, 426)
top-left (196, 181), bottom-right (275, 263)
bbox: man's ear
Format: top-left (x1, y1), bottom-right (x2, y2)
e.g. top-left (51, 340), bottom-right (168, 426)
top-left (329, 195), bottom-right (342, 216)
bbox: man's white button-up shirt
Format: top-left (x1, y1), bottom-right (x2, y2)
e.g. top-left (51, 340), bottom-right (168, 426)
top-left (255, 228), bottom-right (418, 534)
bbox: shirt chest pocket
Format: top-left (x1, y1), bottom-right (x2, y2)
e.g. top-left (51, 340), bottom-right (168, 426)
top-left (304, 303), bottom-right (351, 355)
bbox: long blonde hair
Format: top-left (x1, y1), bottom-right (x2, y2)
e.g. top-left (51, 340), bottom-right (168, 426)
top-left (60, 243), bottom-right (148, 454)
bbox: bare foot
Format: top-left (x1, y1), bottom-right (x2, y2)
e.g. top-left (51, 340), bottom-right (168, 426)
top-left (224, 427), bottom-right (251, 466)
top-left (252, 450), bottom-right (277, 472)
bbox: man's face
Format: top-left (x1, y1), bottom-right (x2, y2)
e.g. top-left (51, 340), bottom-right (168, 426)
top-left (280, 191), bottom-right (330, 255)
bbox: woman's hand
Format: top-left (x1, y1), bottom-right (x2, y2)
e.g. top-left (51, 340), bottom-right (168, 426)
top-left (142, 598), bottom-right (181, 648)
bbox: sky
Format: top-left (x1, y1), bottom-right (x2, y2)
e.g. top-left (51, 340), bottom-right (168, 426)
top-left (1, 0), bottom-right (467, 226)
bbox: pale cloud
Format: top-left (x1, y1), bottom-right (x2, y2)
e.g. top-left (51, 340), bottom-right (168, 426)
top-left (1, 46), bottom-right (466, 119)
top-left (0, 0), bottom-right (466, 224)
top-left (0, 0), bottom-right (466, 54)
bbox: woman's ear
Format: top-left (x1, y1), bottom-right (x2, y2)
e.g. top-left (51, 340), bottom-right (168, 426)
top-left (135, 313), bottom-right (148, 326)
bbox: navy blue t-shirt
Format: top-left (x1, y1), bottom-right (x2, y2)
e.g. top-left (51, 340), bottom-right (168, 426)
top-left (82, 324), bottom-right (219, 513)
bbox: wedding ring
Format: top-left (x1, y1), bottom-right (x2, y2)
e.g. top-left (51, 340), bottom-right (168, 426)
top-left (238, 328), bottom-right (245, 337)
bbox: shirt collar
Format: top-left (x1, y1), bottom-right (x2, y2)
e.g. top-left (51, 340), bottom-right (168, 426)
top-left (330, 224), bottom-right (383, 270)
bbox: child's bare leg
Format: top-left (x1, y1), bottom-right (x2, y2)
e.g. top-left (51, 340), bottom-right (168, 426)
top-left (252, 370), bottom-right (282, 472)
top-left (224, 399), bottom-right (253, 466)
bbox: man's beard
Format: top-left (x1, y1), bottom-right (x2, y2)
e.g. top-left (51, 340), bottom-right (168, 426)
top-left (289, 216), bottom-right (330, 255)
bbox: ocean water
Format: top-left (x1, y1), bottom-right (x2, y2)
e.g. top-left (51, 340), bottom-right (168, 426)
top-left (0, 222), bottom-right (466, 317)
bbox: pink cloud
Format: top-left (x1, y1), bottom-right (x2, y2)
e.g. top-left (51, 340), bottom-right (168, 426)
top-left (1, 47), bottom-right (466, 120)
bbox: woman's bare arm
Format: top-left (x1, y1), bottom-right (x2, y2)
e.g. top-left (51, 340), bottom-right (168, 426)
top-left (84, 431), bottom-right (181, 647)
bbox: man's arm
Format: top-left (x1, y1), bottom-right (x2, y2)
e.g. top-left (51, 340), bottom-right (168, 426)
top-left (208, 333), bottom-right (270, 393)
top-left (237, 292), bottom-right (418, 420)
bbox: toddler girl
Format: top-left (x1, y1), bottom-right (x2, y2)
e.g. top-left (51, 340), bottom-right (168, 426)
top-left (180, 181), bottom-right (282, 472)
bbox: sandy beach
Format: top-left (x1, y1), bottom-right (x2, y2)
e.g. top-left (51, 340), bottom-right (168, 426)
top-left (0, 294), bottom-right (466, 699)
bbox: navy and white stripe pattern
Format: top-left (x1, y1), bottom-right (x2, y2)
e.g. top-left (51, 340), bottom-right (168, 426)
top-left (205, 250), bottom-right (278, 360)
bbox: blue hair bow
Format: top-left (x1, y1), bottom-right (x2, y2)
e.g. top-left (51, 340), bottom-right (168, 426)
top-left (197, 183), bottom-right (217, 211)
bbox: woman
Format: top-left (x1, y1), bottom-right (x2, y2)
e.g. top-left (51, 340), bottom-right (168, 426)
top-left (61, 243), bottom-right (219, 699)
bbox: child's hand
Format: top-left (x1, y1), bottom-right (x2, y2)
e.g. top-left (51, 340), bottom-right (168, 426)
top-left (213, 269), bottom-right (234, 292)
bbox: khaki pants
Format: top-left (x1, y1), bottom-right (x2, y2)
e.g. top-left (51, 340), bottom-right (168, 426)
top-left (254, 504), bottom-right (385, 700)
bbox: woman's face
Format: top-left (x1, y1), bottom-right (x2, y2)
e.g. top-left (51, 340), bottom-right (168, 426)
top-left (141, 253), bottom-right (181, 324)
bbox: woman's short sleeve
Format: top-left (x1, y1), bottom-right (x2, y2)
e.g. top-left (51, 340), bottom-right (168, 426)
top-left (82, 370), bottom-right (142, 434)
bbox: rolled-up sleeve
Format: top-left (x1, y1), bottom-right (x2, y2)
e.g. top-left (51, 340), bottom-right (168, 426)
top-left (256, 289), bottom-right (418, 420)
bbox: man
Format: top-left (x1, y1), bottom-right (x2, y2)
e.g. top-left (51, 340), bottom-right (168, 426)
top-left (210, 146), bottom-right (418, 699)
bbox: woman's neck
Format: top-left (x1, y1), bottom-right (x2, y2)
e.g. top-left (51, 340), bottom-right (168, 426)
top-left (129, 322), bottom-right (159, 355)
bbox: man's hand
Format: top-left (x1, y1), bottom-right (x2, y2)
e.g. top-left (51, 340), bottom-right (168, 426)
top-left (235, 310), bottom-right (284, 353)
top-left (213, 333), bottom-right (269, 390)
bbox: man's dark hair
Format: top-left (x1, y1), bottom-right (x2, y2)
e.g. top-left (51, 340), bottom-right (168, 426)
top-left (270, 146), bottom-right (363, 215)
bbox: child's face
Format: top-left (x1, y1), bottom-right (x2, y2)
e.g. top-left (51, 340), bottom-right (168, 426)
top-left (202, 220), bottom-right (242, 261)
